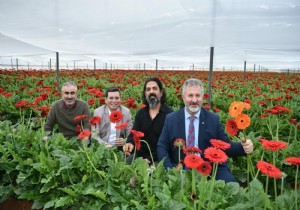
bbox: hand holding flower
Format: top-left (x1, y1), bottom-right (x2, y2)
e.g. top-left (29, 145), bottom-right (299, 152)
top-left (115, 138), bottom-right (125, 146)
top-left (241, 138), bottom-right (254, 154)
top-left (123, 143), bottom-right (134, 156)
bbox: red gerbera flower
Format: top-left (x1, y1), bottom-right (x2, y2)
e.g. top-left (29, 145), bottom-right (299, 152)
top-left (140, 104), bottom-right (147, 109)
top-left (131, 130), bottom-right (144, 151)
top-left (204, 147), bottom-right (228, 164)
top-left (174, 138), bottom-right (186, 149)
top-left (196, 160), bottom-right (212, 176)
top-left (183, 146), bottom-right (202, 155)
top-left (212, 106), bottom-right (220, 113)
top-left (226, 119), bottom-right (238, 136)
top-left (244, 99), bottom-right (252, 104)
top-left (288, 118), bottom-right (297, 125)
top-left (89, 116), bottom-right (101, 126)
top-left (256, 161), bottom-right (282, 179)
top-left (15, 100), bottom-right (28, 109)
top-left (210, 139), bottom-right (231, 150)
top-left (88, 98), bottom-right (95, 105)
top-left (260, 139), bottom-right (288, 151)
top-left (74, 115), bottom-right (88, 121)
top-left (76, 124), bottom-right (82, 133)
top-left (115, 122), bottom-right (129, 129)
top-left (109, 110), bottom-right (123, 123)
top-left (78, 129), bottom-right (91, 140)
top-left (285, 157), bottom-right (300, 165)
top-left (183, 154), bottom-right (202, 169)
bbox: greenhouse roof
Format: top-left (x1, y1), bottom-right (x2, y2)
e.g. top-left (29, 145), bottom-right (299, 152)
top-left (0, 0), bottom-right (299, 70)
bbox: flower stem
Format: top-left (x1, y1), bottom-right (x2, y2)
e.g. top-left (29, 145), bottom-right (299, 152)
top-left (141, 140), bottom-right (155, 165)
top-left (192, 169), bottom-right (196, 209)
top-left (264, 176), bottom-right (269, 210)
top-left (295, 165), bottom-right (299, 210)
top-left (207, 163), bottom-right (218, 209)
top-left (280, 176), bottom-right (284, 196)
top-left (273, 178), bottom-right (277, 210)
top-left (83, 142), bottom-right (104, 179)
top-left (178, 146), bottom-right (181, 164)
top-left (275, 118), bottom-right (279, 140)
top-left (131, 147), bottom-right (137, 163)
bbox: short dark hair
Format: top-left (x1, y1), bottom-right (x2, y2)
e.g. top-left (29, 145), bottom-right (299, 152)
top-left (142, 78), bottom-right (167, 106)
top-left (105, 87), bottom-right (121, 97)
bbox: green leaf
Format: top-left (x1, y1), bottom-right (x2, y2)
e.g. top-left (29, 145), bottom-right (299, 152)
top-left (54, 196), bottom-right (73, 208)
top-left (83, 188), bottom-right (107, 201)
top-left (82, 174), bottom-right (88, 183)
top-left (60, 187), bottom-right (77, 197)
top-left (43, 200), bottom-right (55, 209)
top-left (0, 185), bottom-right (14, 202)
top-left (40, 178), bottom-right (57, 193)
top-left (16, 171), bottom-right (29, 184)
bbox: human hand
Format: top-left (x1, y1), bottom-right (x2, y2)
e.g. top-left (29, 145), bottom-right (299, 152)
top-left (144, 158), bottom-right (150, 164)
top-left (241, 138), bottom-right (254, 154)
top-left (105, 144), bottom-right (113, 148)
top-left (123, 143), bottom-right (134, 156)
top-left (115, 138), bottom-right (125, 146)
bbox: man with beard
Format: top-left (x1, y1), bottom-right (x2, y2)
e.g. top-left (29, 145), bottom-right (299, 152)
top-left (157, 78), bottom-right (254, 182)
top-left (44, 81), bottom-right (91, 139)
top-left (123, 78), bottom-right (173, 164)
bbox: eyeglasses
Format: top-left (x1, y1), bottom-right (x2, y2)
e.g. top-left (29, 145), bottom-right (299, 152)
top-left (63, 91), bottom-right (76, 95)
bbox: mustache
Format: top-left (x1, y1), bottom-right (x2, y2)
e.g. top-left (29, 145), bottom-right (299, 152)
top-left (149, 93), bottom-right (157, 98)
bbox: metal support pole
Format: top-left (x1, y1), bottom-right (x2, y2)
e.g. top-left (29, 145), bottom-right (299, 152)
top-left (208, 46), bottom-right (214, 106)
top-left (156, 59), bottom-right (158, 75)
top-left (16, 58), bottom-right (18, 71)
top-left (244, 61), bottom-right (247, 80)
top-left (56, 52), bottom-right (60, 91)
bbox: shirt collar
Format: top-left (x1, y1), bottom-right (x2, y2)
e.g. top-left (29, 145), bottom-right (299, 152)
top-left (184, 108), bottom-right (200, 120)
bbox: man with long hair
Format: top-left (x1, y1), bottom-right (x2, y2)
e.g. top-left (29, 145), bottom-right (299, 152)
top-left (123, 78), bottom-right (173, 164)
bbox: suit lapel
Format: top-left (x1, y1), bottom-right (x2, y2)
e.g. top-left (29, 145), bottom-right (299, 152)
top-left (198, 108), bottom-right (206, 149)
top-left (179, 109), bottom-right (187, 140)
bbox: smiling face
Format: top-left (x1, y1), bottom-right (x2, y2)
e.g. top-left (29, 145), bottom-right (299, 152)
top-left (145, 81), bottom-right (162, 109)
top-left (105, 91), bottom-right (121, 112)
top-left (62, 85), bottom-right (78, 107)
top-left (182, 85), bottom-right (204, 115)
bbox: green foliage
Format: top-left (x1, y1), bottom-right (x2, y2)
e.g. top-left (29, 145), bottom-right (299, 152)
top-left (0, 70), bottom-right (300, 209)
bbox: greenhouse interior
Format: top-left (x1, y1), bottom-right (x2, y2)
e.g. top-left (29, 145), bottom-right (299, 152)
top-left (0, 0), bottom-right (299, 209)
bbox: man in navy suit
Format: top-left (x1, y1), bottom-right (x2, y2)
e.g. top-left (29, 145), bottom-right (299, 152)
top-left (157, 78), bottom-right (254, 182)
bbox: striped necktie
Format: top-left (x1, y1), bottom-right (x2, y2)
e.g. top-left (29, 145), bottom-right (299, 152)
top-left (187, 115), bottom-right (196, 147)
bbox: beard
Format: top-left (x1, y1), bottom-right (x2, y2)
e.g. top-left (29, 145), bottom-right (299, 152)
top-left (186, 102), bottom-right (202, 114)
top-left (147, 93), bottom-right (160, 109)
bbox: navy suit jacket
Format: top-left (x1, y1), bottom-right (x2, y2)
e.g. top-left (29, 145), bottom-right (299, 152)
top-left (157, 107), bottom-right (246, 169)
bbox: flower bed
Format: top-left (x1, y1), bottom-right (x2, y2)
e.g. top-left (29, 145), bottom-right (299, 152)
top-left (0, 69), bottom-right (299, 209)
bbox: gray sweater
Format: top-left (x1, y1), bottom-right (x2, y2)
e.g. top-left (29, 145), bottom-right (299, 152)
top-left (44, 99), bottom-right (91, 139)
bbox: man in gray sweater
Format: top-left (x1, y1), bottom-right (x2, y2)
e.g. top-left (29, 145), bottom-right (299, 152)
top-left (44, 81), bottom-right (91, 139)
